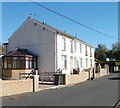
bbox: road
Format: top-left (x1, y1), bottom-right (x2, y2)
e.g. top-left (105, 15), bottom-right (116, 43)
top-left (2, 71), bottom-right (120, 107)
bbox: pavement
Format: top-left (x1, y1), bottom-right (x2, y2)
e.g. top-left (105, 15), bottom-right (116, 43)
top-left (39, 81), bottom-right (74, 90)
top-left (2, 71), bottom-right (120, 106)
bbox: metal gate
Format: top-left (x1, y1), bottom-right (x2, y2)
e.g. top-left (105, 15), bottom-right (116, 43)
top-left (39, 69), bottom-right (62, 82)
top-left (39, 72), bottom-right (55, 82)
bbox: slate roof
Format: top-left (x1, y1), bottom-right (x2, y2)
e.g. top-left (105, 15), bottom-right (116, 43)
top-left (3, 48), bottom-right (36, 57)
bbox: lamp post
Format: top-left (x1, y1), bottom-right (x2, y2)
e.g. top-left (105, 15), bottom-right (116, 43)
top-left (106, 58), bottom-right (110, 62)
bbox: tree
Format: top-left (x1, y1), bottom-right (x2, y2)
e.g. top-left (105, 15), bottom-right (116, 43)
top-left (95, 44), bottom-right (108, 60)
top-left (95, 43), bottom-right (120, 61)
top-left (106, 50), bottom-right (114, 60)
top-left (112, 42), bottom-right (120, 60)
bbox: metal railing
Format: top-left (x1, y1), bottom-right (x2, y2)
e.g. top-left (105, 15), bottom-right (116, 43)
top-left (19, 69), bottom-right (37, 79)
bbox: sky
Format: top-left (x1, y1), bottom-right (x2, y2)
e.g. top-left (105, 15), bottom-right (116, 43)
top-left (2, 2), bottom-right (118, 49)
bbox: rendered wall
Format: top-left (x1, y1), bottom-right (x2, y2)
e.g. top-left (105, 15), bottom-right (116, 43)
top-left (56, 34), bottom-right (95, 75)
top-left (64, 72), bottom-right (89, 85)
top-left (8, 18), bottom-right (56, 74)
top-left (3, 69), bottom-right (32, 79)
top-left (0, 79), bottom-right (33, 97)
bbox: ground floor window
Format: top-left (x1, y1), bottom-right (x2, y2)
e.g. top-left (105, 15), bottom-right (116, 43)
top-left (74, 57), bottom-right (77, 69)
top-left (86, 58), bottom-right (88, 69)
top-left (13, 57), bottom-right (25, 69)
top-left (3, 56), bottom-right (37, 69)
top-left (61, 55), bottom-right (67, 69)
top-left (79, 58), bottom-right (83, 69)
top-left (90, 59), bottom-right (92, 68)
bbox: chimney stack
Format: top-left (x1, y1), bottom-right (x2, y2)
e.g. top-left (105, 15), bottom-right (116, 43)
top-left (28, 14), bottom-right (32, 18)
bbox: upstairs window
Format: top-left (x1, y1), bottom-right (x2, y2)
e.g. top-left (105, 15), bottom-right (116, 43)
top-left (85, 45), bottom-right (88, 56)
top-left (62, 37), bottom-right (66, 51)
top-left (79, 44), bottom-right (82, 53)
top-left (74, 42), bottom-right (77, 52)
top-left (70, 40), bottom-right (73, 53)
top-left (90, 47), bottom-right (92, 57)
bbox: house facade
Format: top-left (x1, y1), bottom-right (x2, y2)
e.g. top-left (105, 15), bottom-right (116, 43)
top-left (3, 18), bottom-right (94, 77)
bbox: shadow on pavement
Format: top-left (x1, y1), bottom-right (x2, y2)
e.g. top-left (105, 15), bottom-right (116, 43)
top-left (39, 82), bottom-right (55, 85)
top-left (109, 71), bottom-right (120, 80)
top-left (112, 71), bottom-right (120, 73)
top-left (108, 77), bottom-right (120, 80)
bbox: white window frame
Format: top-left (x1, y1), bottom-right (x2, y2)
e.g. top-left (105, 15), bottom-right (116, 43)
top-left (85, 45), bottom-right (88, 56)
top-left (74, 57), bottom-right (77, 69)
top-left (79, 44), bottom-right (82, 53)
top-left (79, 58), bottom-right (82, 69)
top-left (90, 59), bottom-right (92, 67)
top-left (90, 47), bottom-right (92, 57)
top-left (61, 55), bottom-right (67, 69)
top-left (86, 58), bottom-right (88, 69)
top-left (62, 37), bottom-right (66, 51)
top-left (70, 40), bottom-right (73, 53)
top-left (74, 42), bottom-right (77, 52)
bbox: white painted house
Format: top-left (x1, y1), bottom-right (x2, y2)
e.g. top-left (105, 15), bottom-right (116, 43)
top-left (4, 17), bottom-right (94, 76)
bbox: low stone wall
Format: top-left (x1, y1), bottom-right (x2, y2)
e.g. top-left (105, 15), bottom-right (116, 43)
top-left (64, 72), bottom-right (89, 85)
top-left (0, 75), bottom-right (39, 97)
top-left (95, 67), bottom-right (109, 78)
top-left (114, 66), bottom-right (119, 71)
top-left (64, 66), bottom-right (110, 85)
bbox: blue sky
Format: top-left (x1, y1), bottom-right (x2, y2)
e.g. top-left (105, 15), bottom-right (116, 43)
top-left (2, 2), bottom-right (118, 49)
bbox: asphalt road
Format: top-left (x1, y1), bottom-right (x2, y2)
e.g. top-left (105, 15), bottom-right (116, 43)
top-left (2, 71), bottom-right (120, 107)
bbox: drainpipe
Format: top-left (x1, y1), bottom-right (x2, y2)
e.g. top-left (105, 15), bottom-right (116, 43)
top-left (55, 33), bottom-right (58, 72)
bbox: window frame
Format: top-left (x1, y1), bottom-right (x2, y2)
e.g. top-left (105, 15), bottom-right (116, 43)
top-left (74, 42), bottom-right (77, 52)
top-left (85, 45), bottom-right (88, 56)
top-left (90, 59), bottom-right (92, 67)
top-left (3, 56), bottom-right (37, 70)
top-left (90, 47), bottom-right (92, 57)
top-left (70, 40), bottom-right (73, 53)
top-left (79, 44), bottom-right (82, 53)
top-left (61, 55), bottom-right (67, 69)
top-left (79, 58), bottom-right (83, 69)
top-left (62, 37), bottom-right (66, 51)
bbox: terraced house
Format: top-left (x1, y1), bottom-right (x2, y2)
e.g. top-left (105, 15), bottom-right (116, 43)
top-left (2, 17), bottom-right (95, 79)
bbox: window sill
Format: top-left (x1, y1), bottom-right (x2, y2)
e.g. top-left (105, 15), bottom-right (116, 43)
top-left (61, 68), bottom-right (67, 70)
top-left (62, 50), bottom-right (66, 51)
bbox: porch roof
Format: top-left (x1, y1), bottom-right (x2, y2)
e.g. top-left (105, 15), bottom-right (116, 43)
top-left (3, 48), bottom-right (36, 57)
